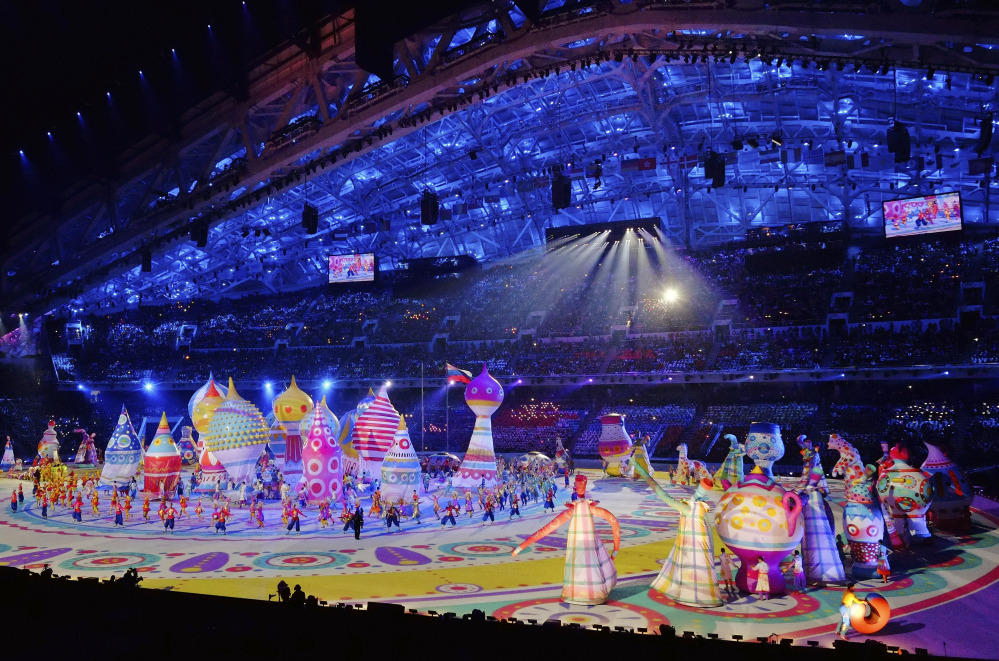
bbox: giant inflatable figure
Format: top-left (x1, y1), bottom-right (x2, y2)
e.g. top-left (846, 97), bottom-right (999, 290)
top-left (745, 422), bottom-right (784, 480)
top-left (1, 439), bottom-right (15, 469)
top-left (597, 414), bottom-right (634, 477)
top-left (921, 441), bottom-right (973, 533)
top-left (799, 488), bottom-right (846, 584)
top-left (630, 434), bottom-right (654, 480)
top-left (715, 467), bottom-right (803, 596)
top-left (381, 418), bottom-right (422, 502)
top-left (188, 373), bottom-right (227, 423)
top-left (797, 435), bottom-right (828, 493)
top-left (635, 463), bottom-right (722, 607)
top-left (196, 438), bottom-right (227, 490)
top-left (877, 444), bottom-right (934, 547)
top-left (177, 426), bottom-right (198, 466)
top-left (452, 365), bottom-right (503, 489)
top-left (37, 420), bottom-right (60, 460)
top-left (849, 592), bottom-right (892, 635)
top-left (513, 474), bottom-right (621, 605)
top-left (300, 396), bottom-right (340, 451)
top-left (829, 434), bottom-right (885, 579)
top-left (143, 413), bottom-right (182, 494)
top-left (270, 376), bottom-right (314, 486)
top-left (353, 385), bottom-right (402, 476)
top-left (72, 430), bottom-right (98, 465)
top-left (673, 443), bottom-right (708, 485)
top-left (203, 379), bottom-right (270, 485)
top-left (99, 406), bottom-right (142, 488)
top-left (713, 434), bottom-right (745, 490)
top-left (300, 400), bottom-right (343, 504)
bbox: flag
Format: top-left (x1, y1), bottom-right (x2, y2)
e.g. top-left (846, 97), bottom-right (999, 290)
top-left (666, 153), bottom-right (698, 168)
top-left (620, 157), bottom-right (657, 172)
top-left (445, 363), bottom-right (472, 384)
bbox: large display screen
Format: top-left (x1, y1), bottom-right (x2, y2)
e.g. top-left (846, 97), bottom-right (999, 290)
top-left (328, 253), bottom-right (375, 283)
top-left (883, 192), bottom-right (962, 238)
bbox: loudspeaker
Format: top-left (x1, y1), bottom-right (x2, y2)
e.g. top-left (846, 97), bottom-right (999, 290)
top-left (365, 601), bottom-right (405, 617)
top-left (552, 173), bottom-right (571, 210)
top-left (420, 191), bottom-right (439, 225)
top-left (191, 222), bottom-right (208, 248)
top-left (302, 203), bottom-right (319, 234)
top-left (976, 113), bottom-right (993, 156)
top-left (705, 151), bottom-right (725, 187)
top-left (886, 121), bottom-right (911, 163)
top-left (141, 250), bottom-right (151, 273)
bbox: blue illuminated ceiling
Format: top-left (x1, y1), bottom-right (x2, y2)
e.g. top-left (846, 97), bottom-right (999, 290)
top-left (5, 0), bottom-right (999, 314)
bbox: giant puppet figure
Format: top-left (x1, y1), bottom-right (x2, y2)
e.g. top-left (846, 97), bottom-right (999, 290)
top-left (270, 376), bottom-right (314, 487)
top-left (795, 437), bottom-right (845, 583)
top-left (634, 463), bottom-right (722, 607)
top-left (513, 474), bottom-right (621, 605)
top-left (597, 414), bottom-right (634, 477)
top-left (712, 434), bottom-right (745, 490)
top-left (452, 365), bottom-right (503, 489)
top-left (829, 433), bottom-right (885, 579)
top-left (673, 443), bottom-right (708, 485)
top-left (921, 440), bottom-right (973, 533)
top-left (877, 444), bottom-right (935, 547)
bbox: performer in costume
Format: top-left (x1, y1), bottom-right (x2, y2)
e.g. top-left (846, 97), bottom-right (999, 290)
top-left (836, 583), bottom-right (867, 640)
top-left (876, 542), bottom-right (893, 584)
top-left (792, 550), bottom-right (805, 593)
top-left (509, 492), bottom-right (521, 519)
top-left (633, 464), bottom-right (722, 607)
top-left (512, 475), bottom-right (621, 605)
top-left (164, 503), bottom-right (177, 532)
top-left (753, 556), bottom-right (770, 600)
top-left (179, 494), bottom-right (188, 518)
top-left (441, 501), bottom-right (458, 528)
top-left (718, 548), bottom-right (738, 595)
top-left (352, 505), bottom-right (363, 540)
top-left (481, 496), bottom-right (495, 525)
top-left (213, 507), bottom-right (227, 534)
top-left (411, 491), bottom-right (421, 522)
top-left (10, 490), bottom-right (16, 513)
top-left (368, 489), bottom-right (382, 518)
top-left (287, 504), bottom-right (305, 534)
top-left (194, 498), bottom-right (204, 522)
top-left (113, 501), bottom-right (124, 527)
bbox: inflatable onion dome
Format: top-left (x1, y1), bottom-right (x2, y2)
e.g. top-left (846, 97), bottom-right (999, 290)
top-left (192, 379), bottom-right (225, 435)
top-left (464, 363), bottom-right (504, 416)
top-left (146, 413), bottom-right (180, 457)
top-left (356, 388), bottom-right (377, 414)
top-left (300, 395), bottom-right (340, 440)
top-left (337, 408), bottom-right (359, 453)
top-left (202, 379), bottom-right (269, 456)
top-left (188, 373), bottom-right (228, 420)
top-left (380, 418), bottom-right (421, 500)
top-left (272, 375), bottom-right (314, 423)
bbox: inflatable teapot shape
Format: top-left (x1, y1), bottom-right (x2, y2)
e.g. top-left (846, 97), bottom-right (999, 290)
top-left (715, 468), bottom-right (803, 595)
top-left (877, 444), bottom-right (934, 547)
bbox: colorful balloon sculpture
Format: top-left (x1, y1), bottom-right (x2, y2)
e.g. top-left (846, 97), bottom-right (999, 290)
top-left (192, 379), bottom-right (225, 436)
top-left (336, 407), bottom-right (363, 476)
top-left (196, 438), bottom-right (227, 489)
top-left (630, 435), bottom-right (654, 479)
top-left (177, 426), bottom-right (198, 466)
top-left (99, 406), bottom-right (143, 488)
top-left (353, 385), bottom-right (401, 474)
top-left (37, 420), bottom-right (60, 460)
top-left (877, 444), bottom-right (935, 547)
top-left (143, 413), bottom-right (182, 494)
top-left (300, 400), bottom-right (342, 504)
top-left (202, 379), bottom-right (270, 486)
top-left (513, 475), bottom-right (621, 605)
top-left (829, 433), bottom-right (885, 579)
top-left (188, 373), bottom-right (227, 423)
top-left (381, 418), bottom-right (422, 502)
top-left (745, 422), bottom-right (784, 480)
top-left (1, 439), bottom-right (15, 469)
top-left (921, 441), bottom-right (973, 533)
top-left (713, 434), bottom-right (745, 490)
top-left (270, 376), bottom-right (314, 486)
top-left (635, 464), bottom-right (722, 607)
top-left (850, 592), bottom-right (892, 635)
top-left (673, 443), bottom-right (708, 485)
top-left (715, 467), bottom-right (803, 595)
top-left (453, 364), bottom-right (503, 489)
top-left (597, 413), bottom-right (634, 477)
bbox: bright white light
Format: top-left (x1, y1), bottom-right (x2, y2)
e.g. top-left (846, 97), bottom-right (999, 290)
top-left (385, 381), bottom-right (393, 387)
top-left (322, 380), bottom-right (331, 389)
top-left (264, 381), bottom-right (273, 389)
top-left (143, 383), bottom-right (153, 391)
top-left (662, 288), bottom-right (680, 303)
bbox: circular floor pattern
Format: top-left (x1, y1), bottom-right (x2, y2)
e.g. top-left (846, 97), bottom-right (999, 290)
top-left (60, 551), bottom-right (160, 572)
top-left (435, 582), bottom-right (484, 594)
top-left (493, 598), bottom-right (671, 630)
top-left (252, 551), bottom-right (350, 570)
top-left (647, 588), bottom-right (823, 619)
top-left (438, 541), bottom-right (520, 558)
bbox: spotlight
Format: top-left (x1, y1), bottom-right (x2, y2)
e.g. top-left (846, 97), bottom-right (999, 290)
top-left (322, 380), bottom-right (331, 390)
top-left (662, 288), bottom-right (680, 303)
top-left (264, 381), bottom-right (273, 389)
top-left (143, 383), bottom-right (153, 392)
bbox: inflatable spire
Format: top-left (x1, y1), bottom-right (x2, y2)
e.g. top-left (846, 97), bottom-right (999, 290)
top-left (300, 401), bottom-right (343, 504)
top-left (597, 414), bottom-right (634, 477)
top-left (188, 373), bottom-right (228, 422)
top-left (192, 379), bottom-right (225, 436)
top-left (1, 439), bottom-right (14, 469)
top-left (203, 379), bottom-right (270, 485)
top-left (270, 375), bottom-right (313, 487)
top-left (37, 420), bottom-right (60, 460)
top-left (99, 406), bottom-right (142, 488)
top-left (143, 413), bottom-right (182, 494)
top-left (381, 418), bottom-right (421, 502)
top-left (452, 364), bottom-right (503, 489)
top-left (353, 385), bottom-right (401, 472)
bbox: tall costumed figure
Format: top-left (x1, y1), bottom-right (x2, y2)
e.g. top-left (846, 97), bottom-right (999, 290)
top-left (452, 365), bottom-right (503, 489)
top-left (270, 376), bottom-right (314, 488)
top-left (512, 475), bottom-right (621, 605)
top-left (796, 435), bottom-right (845, 583)
top-left (634, 463), bottom-right (722, 607)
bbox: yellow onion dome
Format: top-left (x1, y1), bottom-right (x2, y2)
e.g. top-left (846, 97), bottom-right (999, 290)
top-left (271, 375), bottom-right (314, 423)
top-left (192, 379), bottom-right (225, 435)
top-left (202, 379), bottom-right (270, 457)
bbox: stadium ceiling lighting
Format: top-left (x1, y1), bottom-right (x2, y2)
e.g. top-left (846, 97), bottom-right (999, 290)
top-left (264, 381), bottom-right (272, 389)
top-left (322, 380), bottom-right (331, 389)
top-left (662, 288), bottom-right (680, 303)
top-left (143, 383), bottom-right (153, 391)
top-left (385, 381), bottom-right (392, 387)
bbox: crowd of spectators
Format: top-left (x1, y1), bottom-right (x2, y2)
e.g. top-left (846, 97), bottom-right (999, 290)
top-left (831, 321), bottom-right (964, 367)
top-left (606, 335), bottom-right (709, 373)
top-left (515, 340), bottom-right (609, 376)
top-left (714, 328), bottom-right (825, 371)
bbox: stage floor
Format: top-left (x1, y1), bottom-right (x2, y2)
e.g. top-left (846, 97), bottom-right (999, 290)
top-left (2, 470), bottom-right (997, 658)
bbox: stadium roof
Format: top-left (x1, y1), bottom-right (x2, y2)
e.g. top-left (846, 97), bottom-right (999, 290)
top-left (4, 0), bottom-right (999, 315)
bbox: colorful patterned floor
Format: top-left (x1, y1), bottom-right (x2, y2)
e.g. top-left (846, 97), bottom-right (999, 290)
top-left (2, 470), bottom-right (997, 658)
